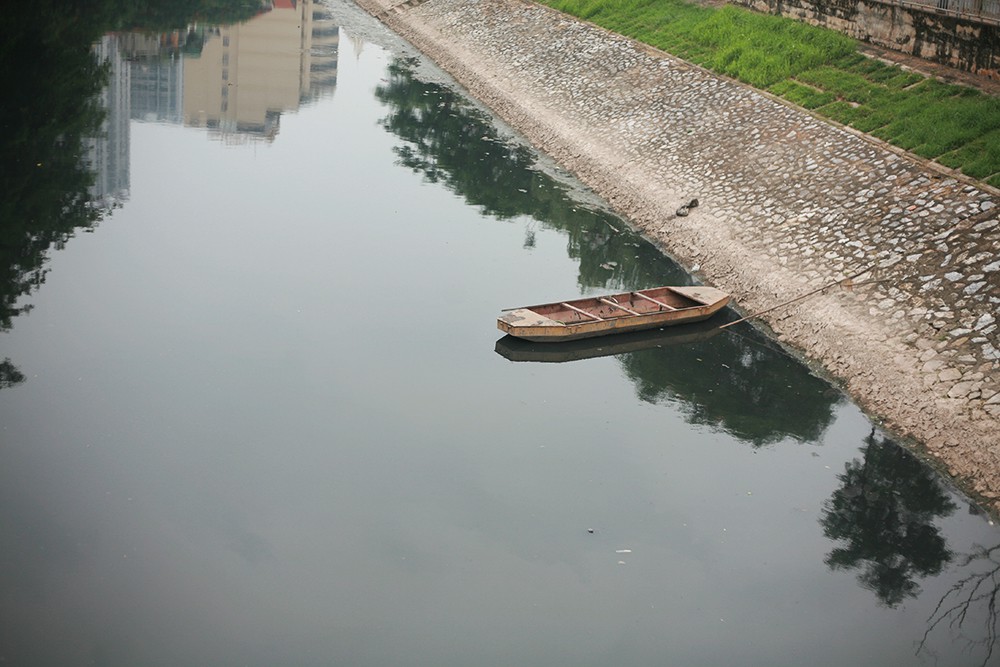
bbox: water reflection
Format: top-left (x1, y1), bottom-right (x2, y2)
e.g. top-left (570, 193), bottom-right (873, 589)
top-left (619, 328), bottom-right (837, 445)
top-left (375, 57), bottom-right (688, 293)
top-left (0, 1), bottom-right (110, 333)
top-left (376, 58), bottom-right (839, 446)
top-left (0, 360), bottom-right (26, 390)
top-left (821, 428), bottom-right (956, 607)
top-left (90, 34), bottom-right (132, 209)
top-left (115, 0), bottom-right (265, 30)
top-left (122, 2), bottom-right (340, 142)
top-left (494, 321), bottom-right (723, 363)
top-left (0, 0), bottom-right (342, 368)
top-left (920, 541), bottom-right (1000, 667)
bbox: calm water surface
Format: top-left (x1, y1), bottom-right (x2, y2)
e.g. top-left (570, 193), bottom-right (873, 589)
top-left (1, 2), bottom-right (999, 665)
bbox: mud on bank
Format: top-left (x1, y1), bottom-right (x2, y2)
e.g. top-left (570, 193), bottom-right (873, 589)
top-left (353, 0), bottom-right (1000, 512)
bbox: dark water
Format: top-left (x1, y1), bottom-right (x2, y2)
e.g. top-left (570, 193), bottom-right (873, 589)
top-left (1, 2), bottom-right (998, 665)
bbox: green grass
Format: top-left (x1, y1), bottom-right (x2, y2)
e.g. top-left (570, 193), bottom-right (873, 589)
top-left (768, 80), bottom-right (836, 109)
top-left (795, 67), bottom-right (895, 106)
top-left (872, 81), bottom-right (1000, 158)
top-left (536, 0), bottom-right (1000, 185)
top-left (937, 129), bottom-right (1000, 179)
top-left (818, 100), bottom-right (893, 132)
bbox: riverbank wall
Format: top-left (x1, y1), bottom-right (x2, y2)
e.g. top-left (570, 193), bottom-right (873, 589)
top-left (353, 0), bottom-right (1000, 512)
top-left (731, 0), bottom-right (1000, 78)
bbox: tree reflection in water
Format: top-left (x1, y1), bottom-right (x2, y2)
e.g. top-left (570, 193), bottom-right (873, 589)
top-left (0, 359), bottom-right (25, 390)
top-left (375, 58), bottom-right (693, 290)
top-left (0, 0), bottom-right (114, 393)
top-left (376, 57), bottom-right (839, 447)
top-left (919, 541), bottom-right (1000, 667)
top-left (0, 1), bottom-right (111, 333)
top-left (821, 428), bottom-right (956, 607)
top-left (618, 327), bottom-right (838, 445)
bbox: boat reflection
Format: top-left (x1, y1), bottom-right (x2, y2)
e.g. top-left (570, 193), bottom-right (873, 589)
top-left (495, 320), bottom-right (723, 363)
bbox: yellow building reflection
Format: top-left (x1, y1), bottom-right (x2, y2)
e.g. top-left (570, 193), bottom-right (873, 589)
top-left (183, 0), bottom-right (339, 143)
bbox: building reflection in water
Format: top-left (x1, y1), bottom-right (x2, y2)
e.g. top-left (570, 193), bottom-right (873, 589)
top-left (104, 0), bottom-right (340, 150)
top-left (87, 34), bottom-right (130, 209)
top-left (4, 1), bottom-right (341, 387)
top-left (179, 0), bottom-right (338, 143)
top-left (127, 31), bottom-right (186, 125)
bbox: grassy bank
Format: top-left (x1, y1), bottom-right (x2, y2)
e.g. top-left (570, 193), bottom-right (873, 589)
top-left (537, 0), bottom-right (1000, 188)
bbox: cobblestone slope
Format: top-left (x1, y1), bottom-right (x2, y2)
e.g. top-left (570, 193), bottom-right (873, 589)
top-left (355, 0), bottom-right (1000, 510)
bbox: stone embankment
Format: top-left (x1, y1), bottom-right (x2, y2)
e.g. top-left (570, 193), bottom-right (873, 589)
top-left (354, 0), bottom-right (1000, 511)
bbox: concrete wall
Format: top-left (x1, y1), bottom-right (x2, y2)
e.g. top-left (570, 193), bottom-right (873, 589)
top-left (731, 0), bottom-right (1000, 78)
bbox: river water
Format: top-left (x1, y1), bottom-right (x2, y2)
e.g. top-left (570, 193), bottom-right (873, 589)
top-left (1, 1), bottom-right (998, 665)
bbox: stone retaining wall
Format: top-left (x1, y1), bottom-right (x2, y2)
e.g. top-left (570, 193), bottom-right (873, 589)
top-left (732, 0), bottom-right (1000, 77)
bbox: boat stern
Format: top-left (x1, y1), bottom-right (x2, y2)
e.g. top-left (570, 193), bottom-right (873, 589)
top-left (666, 285), bottom-right (730, 310)
top-left (497, 309), bottom-right (567, 340)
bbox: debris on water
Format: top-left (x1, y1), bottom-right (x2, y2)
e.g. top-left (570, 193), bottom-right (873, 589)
top-left (588, 528), bottom-right (595, 534)
top-left (616, 549), bottom-right (632, 554)
top-left (617, 560), bottom-right (626, 565)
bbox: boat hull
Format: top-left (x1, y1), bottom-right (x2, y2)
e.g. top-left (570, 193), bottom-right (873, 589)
top-left (495, 320), bottom-right (723, 362)
top-left (497, 286), bottom-right (729, 342)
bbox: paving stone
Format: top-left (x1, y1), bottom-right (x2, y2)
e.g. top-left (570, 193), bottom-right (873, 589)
top-left (949, 381), bottom-right (976, 398)
top-left (923, 359), bottom-right (946, 372)
top-left (939, 368), bottom-right (963, 382)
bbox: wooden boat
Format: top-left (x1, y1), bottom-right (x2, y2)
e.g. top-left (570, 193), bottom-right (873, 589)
top-left (497, 285), bottom-right (730, 342)
top-left (495, 320), bottom-right (723, 363)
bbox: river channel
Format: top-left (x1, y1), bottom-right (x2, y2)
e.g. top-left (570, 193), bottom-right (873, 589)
top-left (1, 1), bottom-right (999, 665)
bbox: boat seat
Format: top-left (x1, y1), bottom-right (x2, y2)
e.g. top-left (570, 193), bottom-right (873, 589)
top-left (498, 309), bottom-right (563, 327)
